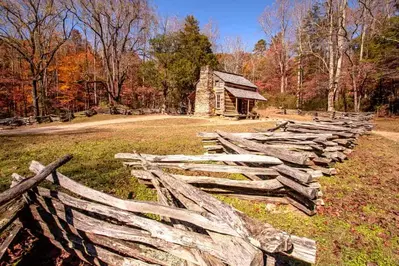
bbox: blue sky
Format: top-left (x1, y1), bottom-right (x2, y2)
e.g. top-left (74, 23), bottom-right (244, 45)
top-left (152, 0), bottom-right (275, 51)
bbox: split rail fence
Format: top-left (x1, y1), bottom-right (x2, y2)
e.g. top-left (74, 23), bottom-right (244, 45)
top-left (195, 113), bottom-right (373, 215)
top-left (0, 112), bottom-right (372, 265)
top-left (0, 156), bottom-right (316, 266)
top-left (121, 113), bottom-right (373, 216)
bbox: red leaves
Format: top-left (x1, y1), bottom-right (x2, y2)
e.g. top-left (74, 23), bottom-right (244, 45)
top-left (317, 205), bottom-right (341, 217)
top-left (332, 240), bottom-right (342, 256)
top-left (55, 249), bottom-right (73, 266)
top-left (0, 229), bottom-right (37, 266)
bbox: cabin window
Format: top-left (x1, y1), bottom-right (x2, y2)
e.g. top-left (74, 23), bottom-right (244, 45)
top-left (216, 93), bottom-right (221, 109)
top-left (214, 79), bottom-right (219, 87)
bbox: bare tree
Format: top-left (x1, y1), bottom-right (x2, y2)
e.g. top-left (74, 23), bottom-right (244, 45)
top-left (0, 0), bottom-right (74, 117)
top-left (293, 0), bottom-right (312, 111)
top-left (334, 0), bottom-right (348, 110)
top-left (201, 19), bottom-right (220, 52)
top-left (219, 36), bottom-right (246, 74)
top-left (349, 0), bottom-right (396, 112)
top-left (358, 0), bottom-right (371, 62)
top-left (157, 15), bottom-right (182, 35)
top-left (326, 0), bottom-right (348, 112)
top-left (69, 0), bottom-right (153, 103)
top-left (259, 0), bottom-right (292, 93)
top-left (326, 0), bottom-right (335, 112)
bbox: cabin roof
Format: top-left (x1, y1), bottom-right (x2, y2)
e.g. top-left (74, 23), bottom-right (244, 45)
top-left (225, 86), bottom-right (267, 101)
top-left (214, 71), bottom-right (257, 89)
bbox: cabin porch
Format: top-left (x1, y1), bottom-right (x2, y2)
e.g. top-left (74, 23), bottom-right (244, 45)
top-left (221, 90), bottom-right (261, 119)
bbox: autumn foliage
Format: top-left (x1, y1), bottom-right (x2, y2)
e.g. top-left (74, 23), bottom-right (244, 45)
top-left (0, 0), bottom-right (398, 119)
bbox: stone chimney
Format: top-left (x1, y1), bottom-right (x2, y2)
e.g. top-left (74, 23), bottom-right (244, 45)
top-left (194, 65), bottom-right (214, 116)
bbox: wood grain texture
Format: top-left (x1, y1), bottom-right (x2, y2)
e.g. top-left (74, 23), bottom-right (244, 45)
top-left (131, 170), bottom-right (284, 191)
top-left (0, 155), bottom-right (72, 205)
top-left (29, 161), bottom-right (239, 237)
top-left (123, 161), bottom-right (280, 176)
top-left (217, 131), bottom-right (310, 165)
top-left (116, 153), bottom-right (282, 165)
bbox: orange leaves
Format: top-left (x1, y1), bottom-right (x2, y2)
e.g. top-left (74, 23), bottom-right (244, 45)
top-left (54, 50), bottom-right (95, 108)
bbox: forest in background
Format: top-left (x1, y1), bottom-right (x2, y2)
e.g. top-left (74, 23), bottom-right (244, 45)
top-left (0, 0), bottom-right (398, 119)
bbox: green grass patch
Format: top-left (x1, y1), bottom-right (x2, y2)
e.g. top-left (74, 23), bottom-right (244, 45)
top-left (0, 118), bottom-right (398, 265)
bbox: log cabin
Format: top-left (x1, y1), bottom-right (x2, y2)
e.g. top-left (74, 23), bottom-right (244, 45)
top-left (188, 66), bottom-right (266, 118)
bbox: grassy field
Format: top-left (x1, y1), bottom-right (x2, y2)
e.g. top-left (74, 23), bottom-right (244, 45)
top-left (0, 117), bottom-right (398, 265)
top-left (374, 117), bottom-right (399, 132)
top-left (26, 113), bottom-right (135, 128)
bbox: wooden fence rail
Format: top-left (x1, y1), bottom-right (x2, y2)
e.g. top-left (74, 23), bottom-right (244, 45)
top-left (1, 113), bottom-right (372, 265)
top-left (1, 156), bottom-right (317, 265)
top-left (193, 113), bottom-right (373, 215)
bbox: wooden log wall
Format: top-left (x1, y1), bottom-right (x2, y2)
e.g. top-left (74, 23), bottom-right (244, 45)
top-left (224, 91), bottom-right (237, 115)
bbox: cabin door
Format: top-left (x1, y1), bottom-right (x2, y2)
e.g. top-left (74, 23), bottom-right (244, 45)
top-left (236, 99), bottom-right (248, 114)
top-left (237, 99), bottom-right (242, 114)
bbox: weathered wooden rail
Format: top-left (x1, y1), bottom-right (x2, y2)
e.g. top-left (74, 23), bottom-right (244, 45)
top-left (0, 112), bottom-right (372, 265)
top-left (191, 113), bottom-right (373, 215)
top-left (0, 155), bottom-right (316, 265)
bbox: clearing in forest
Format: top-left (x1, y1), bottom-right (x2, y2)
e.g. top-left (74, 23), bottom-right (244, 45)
top-left (0, 116), bottom-right (398, 265)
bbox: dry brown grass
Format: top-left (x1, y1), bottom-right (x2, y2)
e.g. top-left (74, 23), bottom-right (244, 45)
top-left (374, 117), bottom-right (399, 132)
top-left (256, 107), bottom-right (313, 121)
top-left (1, 117), bottom-right (398, 265)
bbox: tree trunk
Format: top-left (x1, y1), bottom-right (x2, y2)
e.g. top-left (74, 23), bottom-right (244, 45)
top-left (334, 0), bottom-right (347, 108)
top-left (327, 88), bottom-right (335, 112)
top-left (342, 86), bottom-right (347, 112)
top-left (280, 28), bottom-right (287, 94)
top-left (40, 71), bottom-right (48, 116)
top-left (279, 50), bottom-right (287, 94)
top-left (327, 0), bottom-right (347, 112)
top-left (39, 80), bottom-right (44, 116)
top-left (280, 75), bottom-right (285, 94)
top-left (85, 81), bottom-right (90, 109)
top-left (297, 53), bottom-right (303, 111)
top-left (162, 80), bottom-right (168, 112)
top-left (353, 69), bottom-right (359, 112)
top-left (32, 79), bottom-right (40, 117)
top-left (94, 35), bottom-right (98, 106)
top-left (22, 85), bottom-right (27, 117)
top-left (356, 7), bottom-right (368, 112)
top-left (360, 23), bottom-right (367, 62)
top-left (116, 82), bottom-right (123, 104)
top-left (327, 0), bottom-right (336, 112)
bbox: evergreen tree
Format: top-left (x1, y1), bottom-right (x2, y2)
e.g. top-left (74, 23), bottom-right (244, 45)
top-left (142, 15), bottom-right (217, 109)
top-left (175, 15), bottom-right (218, 96)
top-left (145, 33), bottom-right (180, 103)
top-left (253, 39), bottom-right (267, 55)
top-left (366, 16), bottom-right (399, 113)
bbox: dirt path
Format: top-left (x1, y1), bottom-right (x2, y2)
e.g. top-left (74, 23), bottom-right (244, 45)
top-left (4, 114), bottom-right (397, 142)
top-left (373, 130), bottom-right (399, 142)
top-left (0, 115), bottom-right (275, 136)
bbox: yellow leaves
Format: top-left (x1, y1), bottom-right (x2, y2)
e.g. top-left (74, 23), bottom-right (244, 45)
top-left (55, 51), bottom-right (91, 106)
top-left (57, 51), bottom-right (90, 86)
top-left (59, 84), bottom-right (69, 91)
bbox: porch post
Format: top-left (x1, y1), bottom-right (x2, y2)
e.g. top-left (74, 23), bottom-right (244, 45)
top-left (235, 98), bottom-right (238, 113)
top-left (247, 99), bottom-right (250, 114)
